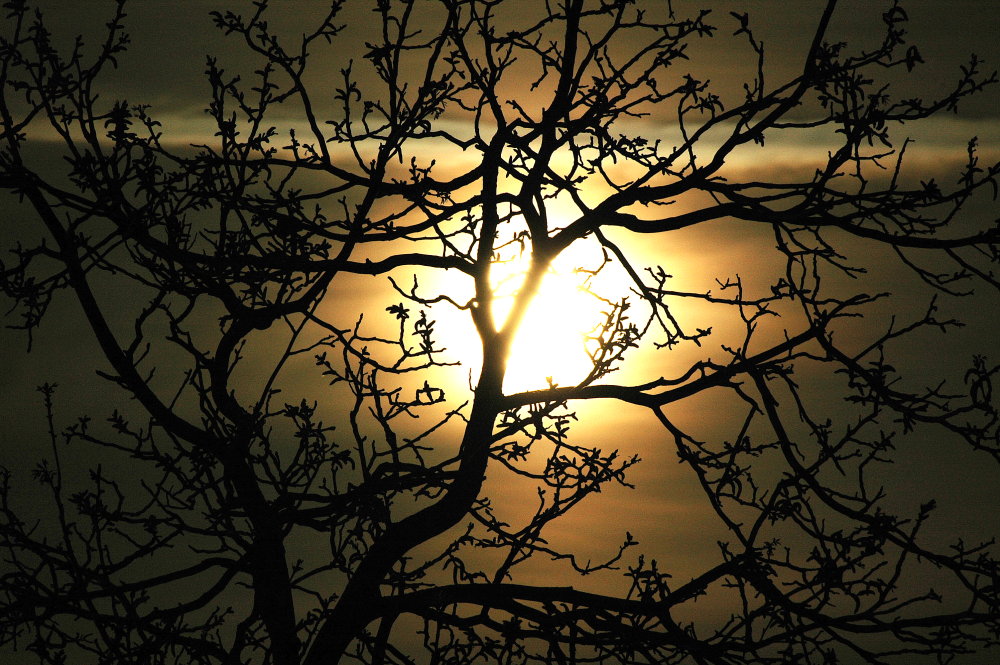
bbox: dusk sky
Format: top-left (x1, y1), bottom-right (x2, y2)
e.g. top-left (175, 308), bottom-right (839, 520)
top-left (1, 1), bottom-right (999, 663)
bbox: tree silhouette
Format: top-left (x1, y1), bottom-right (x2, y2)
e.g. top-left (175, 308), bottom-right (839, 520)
top-left (1, 1), bottom-right (999, 663)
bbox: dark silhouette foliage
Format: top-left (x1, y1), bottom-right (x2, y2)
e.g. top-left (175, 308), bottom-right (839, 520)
top-left (1, 1), bottom-right (999, 663)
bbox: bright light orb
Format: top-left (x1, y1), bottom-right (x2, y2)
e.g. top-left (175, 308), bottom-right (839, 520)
top-left (492, 246), bottom-right (609, 393)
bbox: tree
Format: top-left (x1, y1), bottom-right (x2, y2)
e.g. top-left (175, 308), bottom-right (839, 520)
top-left (1, 0), bottom-right (998, 663)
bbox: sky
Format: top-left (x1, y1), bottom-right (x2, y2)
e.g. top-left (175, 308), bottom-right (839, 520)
top-left (1, 1), bottom-right (999, 663)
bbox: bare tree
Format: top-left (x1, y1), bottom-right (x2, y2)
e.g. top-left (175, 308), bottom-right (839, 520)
top-left (1, 0), bottom-right (998, 663)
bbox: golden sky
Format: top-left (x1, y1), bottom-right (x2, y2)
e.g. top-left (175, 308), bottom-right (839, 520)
top-left (1, 1), bottom-right (999, 660)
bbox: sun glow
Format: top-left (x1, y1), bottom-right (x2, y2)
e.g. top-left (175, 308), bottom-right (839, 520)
top-left (491, 243), bottom-right (619, 393)
top-left (424, 232), bottom-right (643, 397)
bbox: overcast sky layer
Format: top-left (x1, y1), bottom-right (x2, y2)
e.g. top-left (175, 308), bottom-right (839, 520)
top-left (17, 1), bottom-right (1000, 122)
top-left (1, 2), bottom-right (998, 662)
top-left (4, 0), bottom-right (998, 512)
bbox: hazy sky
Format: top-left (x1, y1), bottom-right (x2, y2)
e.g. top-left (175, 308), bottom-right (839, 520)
top-left (5, 0), bottom-right (999, 562)
top-left (4, 0), bottom-right (998, 538)
top-left (22, 1), bottom-right (1000, 118)
top-left (1, 2), bottom-right (999, 662)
